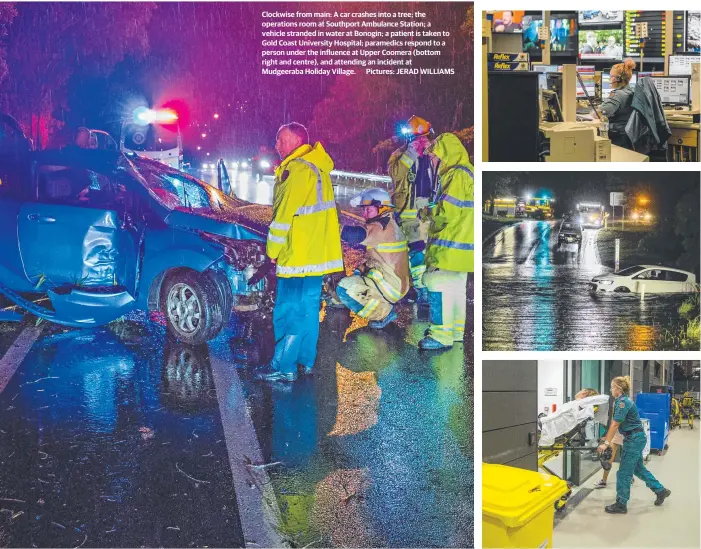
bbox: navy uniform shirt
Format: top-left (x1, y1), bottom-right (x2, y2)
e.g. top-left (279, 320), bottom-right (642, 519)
top-left (600, 85), bottom-right (635, 134)
top-left (613, 395), bottom-right (643, 433)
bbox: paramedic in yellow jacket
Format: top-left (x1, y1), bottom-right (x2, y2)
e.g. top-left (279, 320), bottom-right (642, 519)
top-left (257, 122), bottom-right (344, 382)
top-left (388, 115), bottom-right (436, 300)
top-left (419, 133), bottom-right (474, 350)
top-left (335, 188), bottom-right (411, 329)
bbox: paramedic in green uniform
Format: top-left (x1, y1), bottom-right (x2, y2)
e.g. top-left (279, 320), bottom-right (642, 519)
top-left (597, 376), bottom-right (671, 514)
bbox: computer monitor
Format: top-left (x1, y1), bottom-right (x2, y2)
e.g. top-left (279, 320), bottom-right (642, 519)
top-left (650, 76), bottom-right (691, 106)
top-left (601, 70), bottom-right (638, 97)
top-left (532, 64), bottom-right (559, 90)
top-left (668, 54), bottom-right (701, 76)
top-left (576, 66), bottom-right (597, 99)
top-left (541, 90), bottom-right (564, 122)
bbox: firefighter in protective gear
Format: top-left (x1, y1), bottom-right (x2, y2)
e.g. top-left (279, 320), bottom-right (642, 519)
top-left (335, 188), bottom-right (410, 329)
top-left (388, 115), bottom-right (436, 297)
top-left (256, 123), bottom-right (343, 383)
top-left (418, 133), bottom-right (474, 350)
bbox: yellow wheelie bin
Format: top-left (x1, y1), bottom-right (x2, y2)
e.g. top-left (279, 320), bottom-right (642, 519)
top-left (483, 463), bottom-right (570, 548)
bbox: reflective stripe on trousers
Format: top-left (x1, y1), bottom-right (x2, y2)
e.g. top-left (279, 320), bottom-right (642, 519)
top-left (423, 269), bottom-right (468, 346)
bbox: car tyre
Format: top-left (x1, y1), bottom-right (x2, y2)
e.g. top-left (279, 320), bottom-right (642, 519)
top-left (161, 270), bottom-right (225, 345)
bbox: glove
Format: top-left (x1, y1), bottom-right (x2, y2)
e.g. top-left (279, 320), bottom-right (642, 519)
top-left (247, 260), bottom-right (275, 286)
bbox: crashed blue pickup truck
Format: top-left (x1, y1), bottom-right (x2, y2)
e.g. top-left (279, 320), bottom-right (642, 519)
top-left (0, 115), bottom-right (276, 344)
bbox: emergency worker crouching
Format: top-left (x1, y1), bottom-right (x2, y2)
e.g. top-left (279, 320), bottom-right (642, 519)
top-left (419, 133), bottom-right (474, 350)
top-left (388, 115), bottom-right (436, 301)
top-left (336, 189), bottom-right (410, 329)
top-left (255, 122), bottom-right (344, 383)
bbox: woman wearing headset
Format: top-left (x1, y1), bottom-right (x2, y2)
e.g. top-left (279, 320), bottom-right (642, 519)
top-left (600, 58), bottom-right (637, 150)
top-left (597, 376), bottom-right (671, 514)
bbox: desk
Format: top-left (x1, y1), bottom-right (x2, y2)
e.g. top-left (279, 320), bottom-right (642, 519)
top-left (611, 145), bottom-right (649, 162)
top-left (539, 122), bottom-right (648, 162)
top-left (664, 109), bottom-right (699, 162)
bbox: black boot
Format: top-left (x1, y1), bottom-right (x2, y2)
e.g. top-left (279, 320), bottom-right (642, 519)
top-left (654, 488), bottom-right (671, 506)
top-left (605, 501), bottom-right (628, 514)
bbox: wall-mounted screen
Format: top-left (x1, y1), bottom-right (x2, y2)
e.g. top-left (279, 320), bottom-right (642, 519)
top-left (579, 29), bottom-right (624, 60)
top-left (578, 11), bottom-right (624, 25)
top-left (550, 17), bottom-right (578, 53)
top-left (686, 12), bottom-right (700, 52)
top-left (492, 11), bottom-right (525, 33)
top-left (522, 15), bottom-right (544, 52)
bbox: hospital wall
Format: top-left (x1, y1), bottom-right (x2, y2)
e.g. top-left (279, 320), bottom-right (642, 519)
top-left (537, 360), bottom-right (565, 414)
top-left (483, 360), bottom-right (538, 471)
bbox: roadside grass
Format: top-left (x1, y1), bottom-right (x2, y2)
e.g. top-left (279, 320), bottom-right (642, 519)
top-left (482, 215), bottom-right (523, 243)
top-left (660, 288), bottom-right (701, 349)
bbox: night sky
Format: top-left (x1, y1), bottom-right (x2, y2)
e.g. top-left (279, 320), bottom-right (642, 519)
top-left (483, 172), bottom-right (700, 216)
top-left (0, 2), bottom-right (473, 170)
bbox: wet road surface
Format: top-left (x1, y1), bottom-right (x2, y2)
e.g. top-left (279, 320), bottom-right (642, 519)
top-left (482, 220), bottom-right (689, 351)
top-left (0, 304), bottom-right (473, 547)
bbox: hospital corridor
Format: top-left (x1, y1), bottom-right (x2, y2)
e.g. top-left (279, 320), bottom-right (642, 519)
top-left (482, 360), bottom-right (700, 549)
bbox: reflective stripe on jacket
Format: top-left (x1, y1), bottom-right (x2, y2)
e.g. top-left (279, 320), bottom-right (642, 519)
top-left (266, 143), bottom-right (343, 277)
top-left (362, 213), bottom-right (411, 302)
top-left (425, 133), bottom-right (475, 273)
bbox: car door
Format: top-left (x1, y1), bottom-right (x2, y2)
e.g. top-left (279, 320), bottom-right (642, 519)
top-left (17, 164), bottom-right (140, 294)
top-left (632, 269), bottom-right (665, 293)
top-left (0, 115), bottom-right (34, 289)
top-left (660, 269), bottom-right (689, 293)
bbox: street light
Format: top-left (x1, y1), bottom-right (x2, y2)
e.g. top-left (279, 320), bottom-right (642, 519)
top-left (201, 133), bottom-right (207, 138)
top-left (213, 113), bottom-right (219, 119)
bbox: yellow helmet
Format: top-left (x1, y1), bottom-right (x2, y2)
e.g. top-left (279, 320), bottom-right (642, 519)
top-left (402, 115), bottom-right (433, 140)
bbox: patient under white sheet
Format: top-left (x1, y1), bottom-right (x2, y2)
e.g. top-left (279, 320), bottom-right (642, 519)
top-left (539, 395), bottom-right (611, 447)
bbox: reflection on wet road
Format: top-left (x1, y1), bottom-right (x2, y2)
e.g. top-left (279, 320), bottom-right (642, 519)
top-left (0, 324), bottom-right (242, 548)
top-left (1, 306), bottom-right (473, 547)
top-left (483, 220), bottom-right (688, 351)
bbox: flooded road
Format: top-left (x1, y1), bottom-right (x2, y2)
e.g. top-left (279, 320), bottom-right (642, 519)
top-left (0, 303), bottom-right (473, 547)
top-left (482, 220), bottom-right (689, 351)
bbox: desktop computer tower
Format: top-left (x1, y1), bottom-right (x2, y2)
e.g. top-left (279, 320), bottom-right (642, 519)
top-left (487, 71), bottom-right (541, 162)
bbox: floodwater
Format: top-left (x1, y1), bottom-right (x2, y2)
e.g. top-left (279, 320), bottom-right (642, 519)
top-left (482, 220), bottom-right (690, 351)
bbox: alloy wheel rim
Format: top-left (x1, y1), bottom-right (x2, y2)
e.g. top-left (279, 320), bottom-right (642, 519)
top-left (166, 283), bottom-right (202, 335)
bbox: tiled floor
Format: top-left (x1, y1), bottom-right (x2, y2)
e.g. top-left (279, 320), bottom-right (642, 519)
top-left (555, 425), bottom-right (700, 548)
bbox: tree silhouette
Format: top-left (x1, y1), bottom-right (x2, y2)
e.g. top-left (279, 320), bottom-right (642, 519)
top-left (0, 2), bottom-right (156, 147)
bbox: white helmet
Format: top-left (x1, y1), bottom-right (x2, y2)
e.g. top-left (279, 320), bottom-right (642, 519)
top-left (350, 188), bottom-right (394, 208)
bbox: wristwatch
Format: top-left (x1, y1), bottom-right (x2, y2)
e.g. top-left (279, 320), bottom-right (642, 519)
top-left (604, 440), bottom-right (610, 446)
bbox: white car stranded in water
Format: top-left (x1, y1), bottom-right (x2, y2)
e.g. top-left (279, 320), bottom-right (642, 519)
top-left (590, 265), bottom-right (697, 294)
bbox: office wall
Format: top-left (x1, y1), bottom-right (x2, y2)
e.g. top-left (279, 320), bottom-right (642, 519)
top-left (483, 361), bottom-right (538, 471)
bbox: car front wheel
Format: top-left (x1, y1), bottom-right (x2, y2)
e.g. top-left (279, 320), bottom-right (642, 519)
top-left (161, 270), bottom-right (227, 344)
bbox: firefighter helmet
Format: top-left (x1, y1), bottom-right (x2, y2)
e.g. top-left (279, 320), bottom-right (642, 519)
top-left (403, 115), bottom-right (433, 140)
top-left (350, 188), bottom-right (395, 209)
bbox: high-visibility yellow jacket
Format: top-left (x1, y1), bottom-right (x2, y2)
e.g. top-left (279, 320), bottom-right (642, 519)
top-left (388, 144), bottom-right (434, 222)
top-left (266, 143), bottom-right (343, 278)
top-left (425, 133), bottom-right (474, 273)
